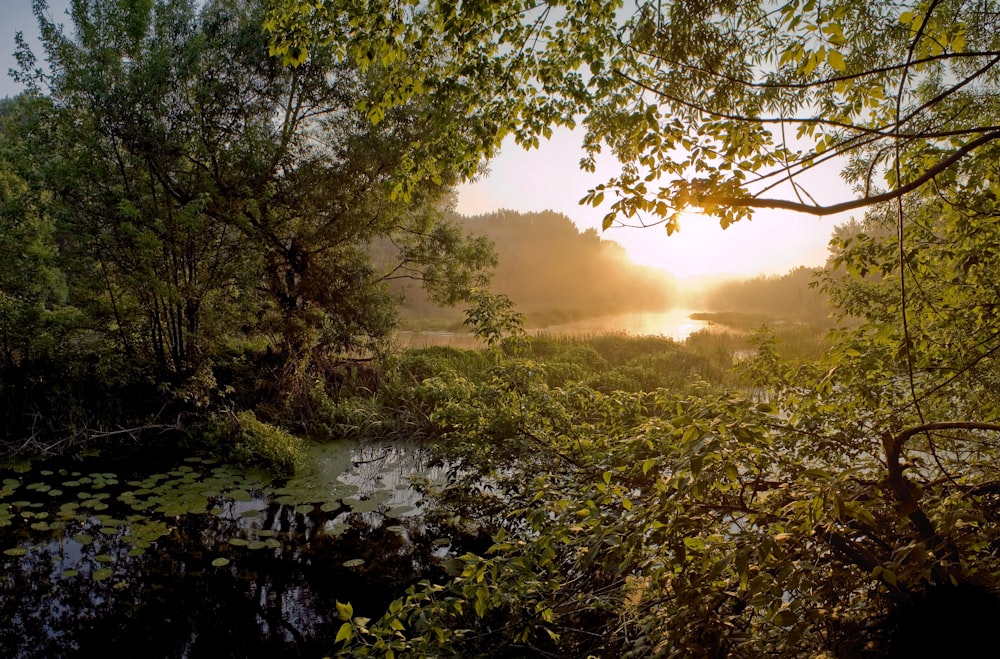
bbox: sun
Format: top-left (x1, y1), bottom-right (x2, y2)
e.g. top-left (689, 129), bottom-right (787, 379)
top-left (605, 211), bottom-right (784, 279)
top-left (456, 129), bottom-right (838, 281)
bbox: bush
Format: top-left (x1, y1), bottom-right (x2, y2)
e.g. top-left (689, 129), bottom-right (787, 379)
top-left (203, 410), bottom-right (307, 477)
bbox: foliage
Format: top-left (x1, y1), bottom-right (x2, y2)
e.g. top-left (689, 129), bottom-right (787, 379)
top-left (14, 0), bottom-right (492, 374)
top-left (461, 289), bottom-right (527, 355)
top-left (203, 410), bottom-right (306, 477)
top-left (321, 323), bottom-right (1000, 657)
top-left (267, 0), bottom-right (1000, 233)
top-left (0, 0), bottom-right (497, 448)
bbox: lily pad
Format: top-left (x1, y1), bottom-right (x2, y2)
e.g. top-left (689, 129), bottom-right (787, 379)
top-left (385, 505), bottom-right (415, 519)
top-left (3, 547), bottom-right (27, 557)
top-left (342, 558), bottom-right (365, 568)
top-left (228, 489), bottom-right (253, 502)
top-left (92, 568), bottom-right (113, 581)
top-left (211, 557), bottom-right (230, 567)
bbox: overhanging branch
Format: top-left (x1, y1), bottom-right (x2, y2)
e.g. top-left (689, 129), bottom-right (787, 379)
top-left (707, 130), bottom-right (1000, 216)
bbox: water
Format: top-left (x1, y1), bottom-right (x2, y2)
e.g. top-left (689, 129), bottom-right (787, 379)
top-left (397, 308), bottom-right (709, 348)
top-left (535, 308), bottom-right (708, 340)
top-left (0, 440), bottom-right (471, 658)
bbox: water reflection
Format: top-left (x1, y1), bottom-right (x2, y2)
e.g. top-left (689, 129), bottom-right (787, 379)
top-left (0, 440), bottom-right (461, 658)
top-left (397, 308), bottom-right (709, 348)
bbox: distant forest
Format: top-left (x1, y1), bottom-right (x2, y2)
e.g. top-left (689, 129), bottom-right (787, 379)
top-left (701, 266), bottom-right (832, 323)
top-left (396, 209), bottom-right (676, 325)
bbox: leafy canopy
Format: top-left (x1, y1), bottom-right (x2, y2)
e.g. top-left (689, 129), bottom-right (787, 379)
top-left (267, 0), bottom-right (1000, 233)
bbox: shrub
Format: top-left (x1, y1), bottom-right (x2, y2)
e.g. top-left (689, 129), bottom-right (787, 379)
top-left (203, 410), bottom-right (307, 477)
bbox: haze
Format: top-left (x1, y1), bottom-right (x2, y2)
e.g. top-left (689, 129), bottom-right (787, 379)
top-left (457, 128), bottom-right (853, 280)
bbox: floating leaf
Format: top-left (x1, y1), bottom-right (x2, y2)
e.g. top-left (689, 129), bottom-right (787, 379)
top-left (3, 547), bottom-right (27, 557)
top-left (61, 569), bottom-right (79, 578)
top-left (385, 505), bottom-right (415, 519)
top-left (211, 557), bottom-right (230, 567)
top-left (74, 534), bottom-right (93, 546)
top-left (343, 558), bottom-right (365, 568)
top-left (92, 568), bottom-right (113, 581)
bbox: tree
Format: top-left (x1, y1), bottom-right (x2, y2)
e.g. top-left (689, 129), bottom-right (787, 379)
top-left (0, 96), bottom-right (76, 371)
top-left (17, 0), bottom-right (494, 378)
top-left (266, 0), bottom-right (1000, 231)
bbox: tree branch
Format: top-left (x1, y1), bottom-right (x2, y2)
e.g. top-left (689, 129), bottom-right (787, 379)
top-left (707, 130), bottom-right (1000, 216)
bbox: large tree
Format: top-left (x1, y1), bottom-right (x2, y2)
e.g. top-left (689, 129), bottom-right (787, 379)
top-left (15, 0), bottom-right (493, 377)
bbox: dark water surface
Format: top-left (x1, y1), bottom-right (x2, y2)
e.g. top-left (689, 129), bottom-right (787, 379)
top-left (0, 441), bottom-right (460, 657)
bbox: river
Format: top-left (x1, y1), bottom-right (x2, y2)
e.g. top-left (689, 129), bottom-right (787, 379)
top-left (396, 308), bottom-right (709, 349)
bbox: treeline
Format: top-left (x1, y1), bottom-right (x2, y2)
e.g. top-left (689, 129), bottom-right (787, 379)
top-left (399, 210), bottom-right (676, 325)
top-left (700, 266), bottom-right (831, 323)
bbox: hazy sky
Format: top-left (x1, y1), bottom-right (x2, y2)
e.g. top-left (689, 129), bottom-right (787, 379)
top-left (456, 128), bottom-right (854, 279)
top-left (2, 0), bottom-right (854, 280)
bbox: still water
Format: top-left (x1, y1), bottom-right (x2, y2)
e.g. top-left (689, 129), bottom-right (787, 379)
top-left (0, 441), bottom-right (471, 658)
top-left (397, 308), bottom-right (709, 349)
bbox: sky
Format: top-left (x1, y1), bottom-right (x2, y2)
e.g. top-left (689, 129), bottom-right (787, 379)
top-left (456, 128), bottom-right (854, 280)
top-left (2, 0), bottom-right (854, 281)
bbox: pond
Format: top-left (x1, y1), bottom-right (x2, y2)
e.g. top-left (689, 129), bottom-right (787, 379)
top-left (0, 440), bottom-right (472, 658)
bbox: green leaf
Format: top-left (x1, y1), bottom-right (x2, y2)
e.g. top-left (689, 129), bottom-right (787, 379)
top-left (336, 600), bottom-right (354, 621)
top-left (828, 50), bottom-right (846, 71)
top-left (335, 622), bottom-right (354, 643)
